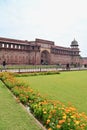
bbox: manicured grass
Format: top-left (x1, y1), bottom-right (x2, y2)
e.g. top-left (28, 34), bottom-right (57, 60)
top-left (18, 71), bottom-right (87, 114)
top-left (0, 81), bottom-right (42, 130)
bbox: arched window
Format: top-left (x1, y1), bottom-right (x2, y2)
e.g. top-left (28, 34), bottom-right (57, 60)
top-left (41, 50), bottom-right (50, 65)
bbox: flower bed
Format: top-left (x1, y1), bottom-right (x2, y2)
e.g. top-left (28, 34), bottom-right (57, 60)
top-left (0, 72), bottom-right (87, 130)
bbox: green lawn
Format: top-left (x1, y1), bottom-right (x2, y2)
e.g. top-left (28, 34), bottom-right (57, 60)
top-left (18, 71), bottom-right (87, 114)
top-left (0, 81), bottom-right (42, 130)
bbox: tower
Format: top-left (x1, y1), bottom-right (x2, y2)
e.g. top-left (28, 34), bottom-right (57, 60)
top-left (70, 39), bottom-right (80, 67)
top-left (70, 38), bottom-right (79, 48)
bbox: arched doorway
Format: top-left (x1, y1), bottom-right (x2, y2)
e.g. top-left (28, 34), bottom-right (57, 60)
top-left (41, 50), bottom-right (50, 65)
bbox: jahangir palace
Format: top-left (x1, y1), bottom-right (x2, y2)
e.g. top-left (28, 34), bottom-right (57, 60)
top-left (0, 37), bottom-right (83, 66)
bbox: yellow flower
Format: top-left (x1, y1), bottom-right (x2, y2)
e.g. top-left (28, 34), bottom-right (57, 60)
top-left (71, 115), bottom-right (75, 119)
top-left (75, 120), bottom-right (80, 125)
top-left (63, 114), bottom-right (67, 119)
top-left (46, 119), bottom-right (50, 124)
top-left (48, 115), bottom-right (52, 118)
top-left (43, 111), bottom-right (47, 114)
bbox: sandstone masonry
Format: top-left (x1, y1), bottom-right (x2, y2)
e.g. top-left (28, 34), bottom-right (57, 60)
top-left (0, 37), bottom-right (84, 67)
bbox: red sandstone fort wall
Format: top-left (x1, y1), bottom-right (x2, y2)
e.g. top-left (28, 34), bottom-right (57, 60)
top-left (0, 49), bottom-right (29, 65)
top-left (0, 37), bottom-right (84, 66)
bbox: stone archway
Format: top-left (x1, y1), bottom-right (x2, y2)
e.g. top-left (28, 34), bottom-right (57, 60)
top-left (41, 50), bottom-right (50, 65)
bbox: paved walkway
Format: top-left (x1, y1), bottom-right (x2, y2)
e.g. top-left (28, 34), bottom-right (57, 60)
top-left (1, 67), bottom-right (87, 73)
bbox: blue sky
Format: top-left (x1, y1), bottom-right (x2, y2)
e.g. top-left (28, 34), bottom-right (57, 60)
top-left (0, 0), bottom-right (87, 56)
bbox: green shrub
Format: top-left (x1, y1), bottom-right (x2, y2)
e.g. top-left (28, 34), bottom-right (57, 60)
top-left (16, 71), bottom-right (60, 77)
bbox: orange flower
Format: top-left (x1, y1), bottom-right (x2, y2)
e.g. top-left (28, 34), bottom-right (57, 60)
top-left (51, 109), bottom-right (56, 114)
top-left (26, 95), bottom-right (29, 98)
top-left (57, 124), bottom-right (61, 128)
top-left (59, 119), bottom-right (65, 125)
top-left (48, 128), bottom-right (52, 130)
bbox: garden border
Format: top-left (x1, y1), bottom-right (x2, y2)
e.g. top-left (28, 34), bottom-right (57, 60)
top-left (1, 79), bottom-right (47, 130)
